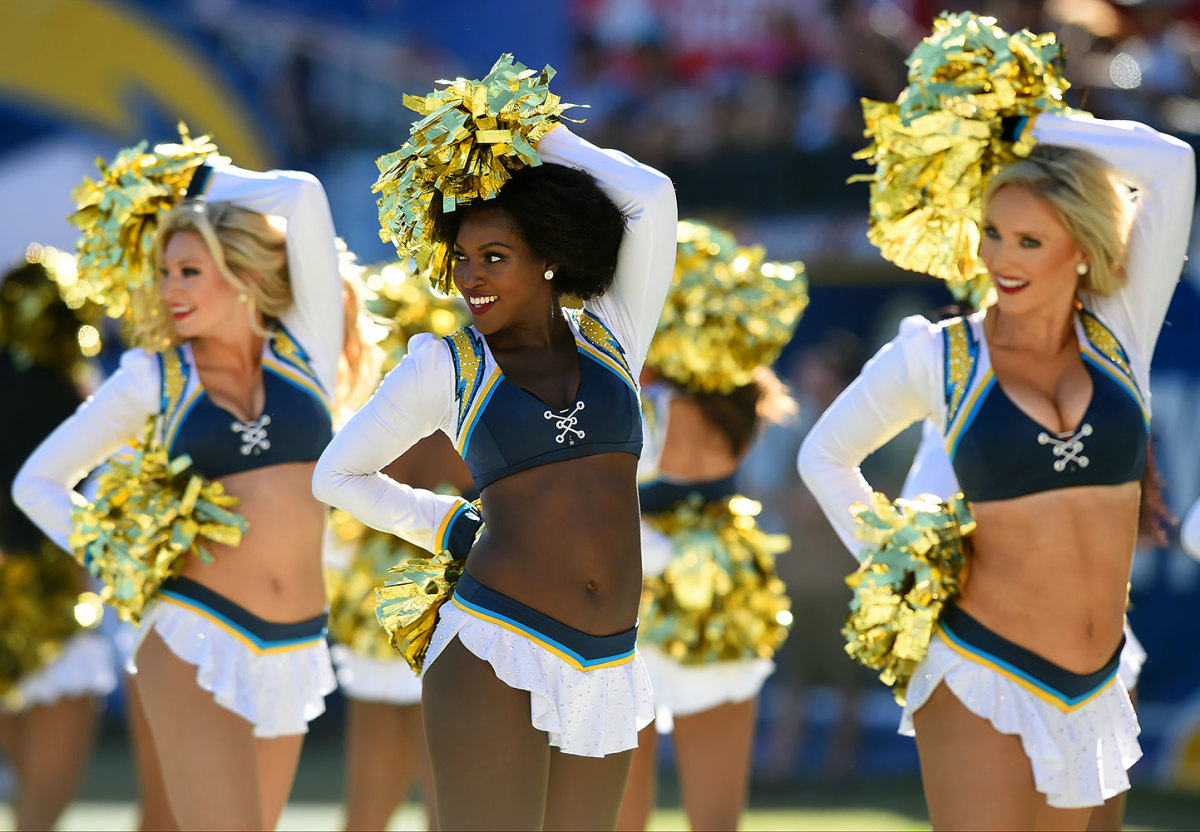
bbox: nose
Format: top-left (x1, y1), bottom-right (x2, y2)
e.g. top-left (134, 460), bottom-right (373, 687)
top-left (160, 270), bottom-right (181, 300)
top-left (459, 260), bottom-right (485, 290)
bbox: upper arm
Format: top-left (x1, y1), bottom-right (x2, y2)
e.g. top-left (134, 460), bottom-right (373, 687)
top-left (12, 349), bottom-right (160, 549)
top-left (535, 126), bottom-right (678, 372)
top-left (199, 164), bottom-right (344, 394)
top-left (313, 334), bottom-right (455, 499)
top-left (1034, 114), bottom-right (1196, 377)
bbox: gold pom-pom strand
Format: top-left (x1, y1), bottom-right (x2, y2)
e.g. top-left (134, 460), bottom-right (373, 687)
top-left (842, 492), bottom-right (975, 705)
top-left (0, 541), bottom-right (101, 710)
top-left (68, 123), bottom-right (227, 349)
top-left (327, 509), bottom-right (437, 662)
top-left (375, 551), bottom-right (464, 674)
top-left (373, 54), bottom-right (583, 295)
top-left (852, 12), bottom-right (1079, 292)
top-left (68, 418), bottom-right (248, 624)
top-left (645, 220), bottom-right (809, 395)
top-left (357, 259), bottom-right (471, 372)
top-left (640, 495), bottom-right (792, 665)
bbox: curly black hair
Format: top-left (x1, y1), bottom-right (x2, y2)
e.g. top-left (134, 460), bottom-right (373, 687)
top-left (432, 162), bottom-right (626, 300)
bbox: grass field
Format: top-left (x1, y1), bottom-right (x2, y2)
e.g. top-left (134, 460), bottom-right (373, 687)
top-left (5, 722), bottom-right (1200, 830)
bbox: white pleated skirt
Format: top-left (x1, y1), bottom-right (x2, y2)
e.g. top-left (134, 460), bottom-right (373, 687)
top-left (330, 643), bottom-right (423, 706)
top-left (423, 572), bottom-right (655, 757)
top-left (901, 607), bottom-right (1141, 809)
top-left (4, 632), bottom-right (117, 712)
top-left (638, 643), bottom-right (773, 733)
top-left (130, 578), bottom-right (335, 738)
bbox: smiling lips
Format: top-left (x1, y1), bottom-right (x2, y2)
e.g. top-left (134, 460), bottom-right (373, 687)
top-left (171, 308), bottom-right (194, 321)
top-left (993, 274), bottom-right (1029, 294)
top-left (466, 293), bottom-right (497, 314)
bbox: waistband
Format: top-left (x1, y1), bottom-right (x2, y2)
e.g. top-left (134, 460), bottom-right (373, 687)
top-left (158, 577), bottom-right (328, 654)
top-left (638, 474), bottom-right (738, 514)
top-left (939, 604), bottom-right (1123, 711)
top-left (451, 572), bottom-right (636, 672)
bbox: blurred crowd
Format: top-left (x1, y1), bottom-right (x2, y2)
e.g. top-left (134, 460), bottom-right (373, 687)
top-left (179, 0), bottom-right (1200, 218)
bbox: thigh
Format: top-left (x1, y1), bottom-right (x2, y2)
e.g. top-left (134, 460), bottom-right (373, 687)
top-left (343, 699), bottom-right (420, 830)
top-left (913, 682), bottom-right (1091, 832)
top-left (0, 711), bottom-right (24, 771)
top-left (422, 638), bottom-right (549, 831)
top-left (135, 629), bottom-right (263, 830)
top-left (672, 698), bottom-right (757, 832)
top-left (615, 724), bottom-right (657, 832)
top-left (256, 732), bottom-right (305, 831)
top-left (12, 697), bottom-right (99, 830)
top-left (544, 746), bottom-right (633, 832)
top-left (126, 674), bottom-right (178, 831)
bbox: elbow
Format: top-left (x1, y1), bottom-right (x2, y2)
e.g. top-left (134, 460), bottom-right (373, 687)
top-left (796, 434), bottom-right (825, 490)
top-left (311, 454), bottom-right (340, 508)
top-left (11, 467), bottom-right (37, 517)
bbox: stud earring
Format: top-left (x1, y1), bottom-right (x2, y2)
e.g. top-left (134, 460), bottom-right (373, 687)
top-left (543, 269), bottom-right (554, 281)
top-left (1075, 262), bottom-right (1089, 277)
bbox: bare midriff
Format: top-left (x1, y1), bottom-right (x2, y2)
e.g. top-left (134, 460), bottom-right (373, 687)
top-left (180, 460), bottom-right (328, 622)
top-left (466, 452), bottom-right (643, 637)
top-left (959, 481), bottom-right (1139, 674)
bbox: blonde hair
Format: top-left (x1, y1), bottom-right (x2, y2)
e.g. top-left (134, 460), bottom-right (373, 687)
top-left (151, 200), bottom-right (290, 346)
top-left (152, 201), bottom-right (381, 413)
top-left (985, 145), bottom-right (1133, 296)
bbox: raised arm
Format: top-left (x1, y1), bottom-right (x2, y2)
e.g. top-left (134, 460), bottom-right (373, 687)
top-left (194, 163), bottom-right (344, 395)
top-left (1032, 113), bottom-right (1196, 385)
top-left (796, 317), bottom-right (942, 558)
top-left (312, 334), bottom-right (480, 557)
top-left (535, 126), bottom-right (678, 374)
top-left (12, 349), bottom-right (160, 551)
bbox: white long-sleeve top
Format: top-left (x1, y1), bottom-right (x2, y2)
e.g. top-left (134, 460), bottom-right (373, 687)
top-left (12, 163), bottom-right (344, 552)
top-left (311, 125), bottom-right (678, 555)
top-left (798, 114), bottom-right (1195, 558)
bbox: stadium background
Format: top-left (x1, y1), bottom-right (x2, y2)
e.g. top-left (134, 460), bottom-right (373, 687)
top-left (4, 0), bottom-right (1200, 827)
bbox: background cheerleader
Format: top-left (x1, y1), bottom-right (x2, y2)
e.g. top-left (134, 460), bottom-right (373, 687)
top-left (0, 248), bottom-right (115, 832)
top-left (617, 220), bottom-right (805, 831)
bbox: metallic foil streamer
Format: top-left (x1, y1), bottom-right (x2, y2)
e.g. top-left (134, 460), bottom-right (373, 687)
top-left (68, 124), bottom-right (227, 350)
top-left (842, 492), bottom-right (975, 705)
top-left (852, 12), bottom-right (1079, 293)
top-left (0, 541), bottom-right (101, 709)
top-left (68, 418), bottom-right (248, 624)
top-left (327, 508), bottom-right (443, 662)
top-left (641, 495), bottom-right (792, 665)
top-left (375, 551), bottom-right (465, 675)
top-left (645, 220), bottom-right (809, 395)
top-left (373, 54), bottom-right (582, 295)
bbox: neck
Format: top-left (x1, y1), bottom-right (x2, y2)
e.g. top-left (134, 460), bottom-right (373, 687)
top-left (487, 302), bottom-right (573, 351)
top-left (190, 325), bottom-right (265, 372)
top-left (985, 298), bottom-right (1078, 354)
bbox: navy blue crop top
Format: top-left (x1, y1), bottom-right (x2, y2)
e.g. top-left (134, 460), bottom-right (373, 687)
top-left (944, 315), bottom-right (1149, 502)
top-left (159, 326), bottom-right (333, 480)
top-left (443, 312), bottom-right (643, 490)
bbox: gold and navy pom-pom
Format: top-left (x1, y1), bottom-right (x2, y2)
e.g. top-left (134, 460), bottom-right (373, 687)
top-left (68, 123), bottom-right (226, 350)
top-left (640, 495), bottom-right (792, 664)
top-left (852, 12), bottom-right (1078, 293)
top-left (375, 551), bottom-right (465, 674)
top-left (69, 418), bottom-right (247, 624)
top-left (373, 54), bottom-right (582, 295)
top-left (842, 492), bottom-right (975, 705)
top-left (645, 220), bottom-right (808, 395)
top-left (0, 542), bottom-right (103, 710)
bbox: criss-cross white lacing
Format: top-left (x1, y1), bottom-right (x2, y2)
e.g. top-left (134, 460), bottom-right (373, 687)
top-left (231, 413), bottom-right (272, 456)
top-left (544, 401), bottom-right (585, 445)
top-left (1037, 422), bottom-right (1092, 472)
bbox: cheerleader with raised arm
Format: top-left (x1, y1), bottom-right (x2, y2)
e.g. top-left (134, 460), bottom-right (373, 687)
top-left (313, 57), bottom-right (676, 830)
top-left (615, 221), bottom-right (805, 832)
top-left (797, 14), bottom-right (1194, 830)
top-left (12, 133), bottom-right (376, 829)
